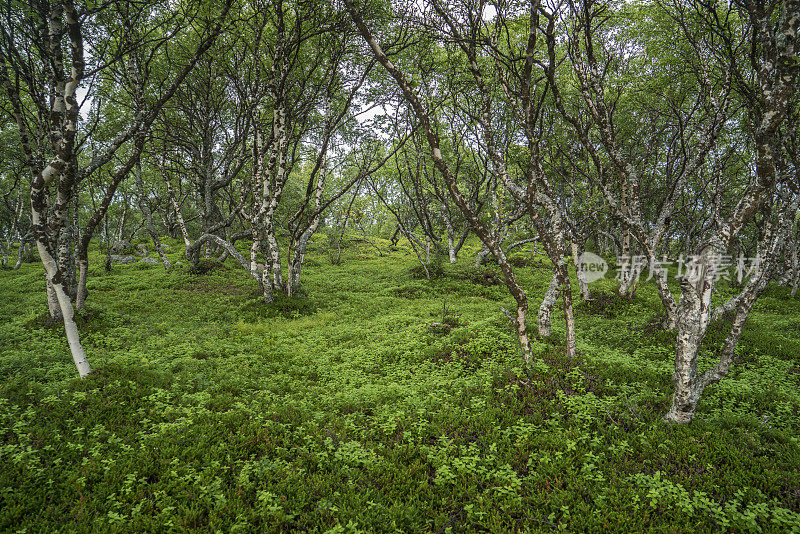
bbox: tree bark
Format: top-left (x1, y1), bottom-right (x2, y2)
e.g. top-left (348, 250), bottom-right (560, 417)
top-left (558, 262), bottom-right (577, 358)
top-left (345, 0), bottom-right (535, 360)
top-left (135, 161), bottom-right (171, 269)
top-left (538, 273), bottom-right (559, 338)
top-left (116, 200), bottom-right (127, 244)
top-left (665, 225), bottom-right (787, 422)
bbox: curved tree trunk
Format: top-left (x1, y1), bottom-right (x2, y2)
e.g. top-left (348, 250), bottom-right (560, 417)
top-left (32, 182), bottom-right (91, 376)
top-left (474, 244), bottom-right (492, 267)
top-left (652, 266), bottom-right (679, 330)
top-left (163, 170), bottom-right (192, 249)
top-left (13, 230), bottom-right (32, 270)
top-left (665, 242), bottom-right (778, 423)
top-left (13, 243), bottom-right (25, 270)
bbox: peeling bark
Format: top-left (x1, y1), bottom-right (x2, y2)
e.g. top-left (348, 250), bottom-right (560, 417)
top-left (538, 273), bottom-right (560, 337)
top-left (665, 210), bottom-right (791, 423)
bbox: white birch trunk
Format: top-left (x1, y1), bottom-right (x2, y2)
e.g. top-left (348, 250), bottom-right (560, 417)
top-left (34, 204), bottom-right (90, 376)
top-left (75, 258), bottom-right (88, 310)
top-left (537, 273), bottom-right (560, 338)
top-left (14, 239), bottom-right (27, 270)
top-left (666, 193), bottom-right (797, 422)
top-left (46, 278), bottom-right (63, 321)
top-left (558, 261), bottom-right (577, 359)
top-left (475, 245), bottom-right (491, 267)
top-left (447, 233), bottom-right (457, 263)
top-left (163, 172), bottom-right (192, 249)
top-left (443, 210), bottom-right (458, 263)
top-left (652, 266), bottom-right (679, 329)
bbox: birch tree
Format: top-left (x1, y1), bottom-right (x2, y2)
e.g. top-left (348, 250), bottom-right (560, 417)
top-left (0, 0), bottom-right (231, 376)
top-left (660, 0), bottom-right (799, 423)
top-left (155, 39), bottom-right (251, 261)
top-left (344, 0), bottom-right (557, 361)
top-left (234, 0), bottom-right (378, 301)
top-left (546, 0), bottom-right (733, 329)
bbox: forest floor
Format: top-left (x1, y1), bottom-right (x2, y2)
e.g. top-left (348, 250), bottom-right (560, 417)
top-left (1, 236), bottom-right (799, 533)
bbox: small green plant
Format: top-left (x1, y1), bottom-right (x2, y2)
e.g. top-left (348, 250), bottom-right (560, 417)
top-left (328, 247), bottom-right (343, 265)
top-left (239, 289), bottom-right (317, 320)
top-left (428, 299), bottom-right (462, 334)
top-left (409, 252), bottom-right (445, 280)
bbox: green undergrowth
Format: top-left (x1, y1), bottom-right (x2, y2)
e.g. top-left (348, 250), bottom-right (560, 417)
top-left (0, 238), bottom-right (798, 532)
